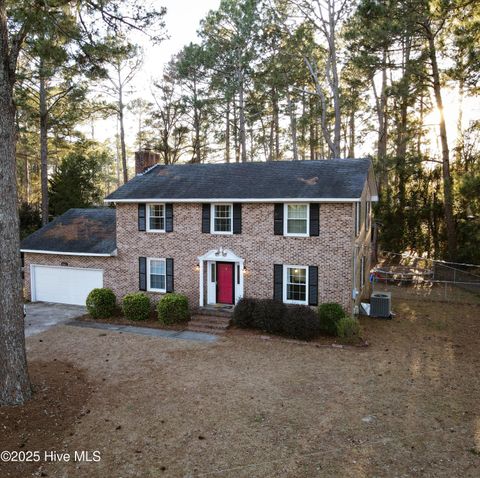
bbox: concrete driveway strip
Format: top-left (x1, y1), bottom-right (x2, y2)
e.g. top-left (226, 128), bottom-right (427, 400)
top-left (66, 320), bottom-right (218, 343)
top-left (25, 302), bottom-right (86, 337)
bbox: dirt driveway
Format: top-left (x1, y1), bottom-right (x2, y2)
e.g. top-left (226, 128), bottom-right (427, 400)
top-left (2, 289), bottom-right (480, 477)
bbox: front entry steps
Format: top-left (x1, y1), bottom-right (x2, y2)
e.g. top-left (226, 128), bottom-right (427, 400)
top-left (187, 315), bottom-right (231, 334)
top-left (197, 305), bottom-right (233, 318)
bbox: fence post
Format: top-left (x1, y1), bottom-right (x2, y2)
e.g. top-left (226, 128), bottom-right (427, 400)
top-left (444, 281), bottom-right (447, 301)
top-left (453, 269), bottom-right (456, 284)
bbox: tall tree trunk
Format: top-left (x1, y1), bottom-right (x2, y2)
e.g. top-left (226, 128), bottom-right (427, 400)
top-left (300, 90), bottom-right (306, 160)
top-left (348, 109), bottom-right (355, 158)
top-left (373, 49), bottom-right (388, 196)
top-left (238, 69), bottom-right (247, 163)
top-left (427, 29), bottom-right (457, 259)
top-left (115, 119), bottom-right (121, 187)
top-left (269, 88), bottom-right (275, 161)
top-left (0, 13), bottom-right (32, 404)
top-left (39, 66), bottom-right (49, 225)
top-left (309, 95), bottom-right (315, 160)
top-left (395, 36), bottom-right (411, 236)
top-left (455, 77), bottom-right (464, 164)
top-left (259, 116), bottom-right (269, 161)
top-left (272, 88), bottom-right (280, 160)
top-left (327, 3), bottom-right (341, 157)
top-left (192, 74), bottom-right (201, 163)
top-left (225, 99), bottom-right (230, 163)
top-left (118, 67), bottom-right (128, 183)
top-left (287, 88), bottom-right (298, 161)
top-left (233, 95), bottom-right (239, 163)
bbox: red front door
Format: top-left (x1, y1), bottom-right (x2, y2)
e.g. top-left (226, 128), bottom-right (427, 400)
top-left (217, 262), bottom-right (234, 304)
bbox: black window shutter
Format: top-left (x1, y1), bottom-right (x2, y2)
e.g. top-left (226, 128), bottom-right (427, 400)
top-left (165, 203), bottom-right (173, 232)
top-left (309, 203), bottom-right (319, 236)
top-left (138, 204), bottom-right (146, 231)
top-left (166, 258), bottom-right (174, 292)
top-left (274, 204), bottom-right (283, 235)
top-left (308, 266), bottom-right (318, 306)
top-left (139, 257), bottom-right (147, 291)
top-left (202, 204), bottom-right (211, 233)
top-left (273, 264), bottom-right (283, 301)
top-left (233, 203), bottom-right (242, 234)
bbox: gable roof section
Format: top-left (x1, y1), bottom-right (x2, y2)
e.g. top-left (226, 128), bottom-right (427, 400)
top-left (105, 159), bottom-right (374, 203)
top-left (21, 208), bottom-right (117, 256)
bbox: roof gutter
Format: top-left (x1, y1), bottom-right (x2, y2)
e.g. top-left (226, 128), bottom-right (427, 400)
top-left (21, 249), bottom-right (117, 257)
top-left (104, 197), bottom-right (364, 204)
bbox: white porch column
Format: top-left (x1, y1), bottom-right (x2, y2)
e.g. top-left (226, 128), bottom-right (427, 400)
top-left (238, 259), bottom-right (245, 302)
top-left (199, 259), bottom-right (204, 307)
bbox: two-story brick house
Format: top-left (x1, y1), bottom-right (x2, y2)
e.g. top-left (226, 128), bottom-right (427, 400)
top-left (21, 156), bottom-right (377, 313)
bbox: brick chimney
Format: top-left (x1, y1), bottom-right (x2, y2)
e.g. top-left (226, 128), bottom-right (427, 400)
top-left (135, 148), bottom-right (162, 175)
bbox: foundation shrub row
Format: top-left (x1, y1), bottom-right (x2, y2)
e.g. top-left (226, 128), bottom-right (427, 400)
top-left (86, 288), bottom-right (191, 324)
top-left (232, 298), bottom-right (361, 341)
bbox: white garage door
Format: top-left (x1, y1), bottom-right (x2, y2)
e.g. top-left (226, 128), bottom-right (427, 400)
top-left (31, 265), bottom-right (103, 306)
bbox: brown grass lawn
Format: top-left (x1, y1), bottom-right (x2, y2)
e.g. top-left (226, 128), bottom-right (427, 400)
top-left (2, 288), bottom-right (480, 477)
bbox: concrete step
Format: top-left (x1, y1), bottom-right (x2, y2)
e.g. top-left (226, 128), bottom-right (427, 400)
top-left (187, 325), bottom-right (227, 334)
top-left (188, 314), bottom-right (230, 334)
top-left (196, 307), bottom-right (233, 318)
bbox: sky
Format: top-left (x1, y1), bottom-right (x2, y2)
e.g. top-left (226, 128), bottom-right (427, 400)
top-left (91, 0), bottom-right (220, 147)
top-left (140, 0), bottom-right (220, 86)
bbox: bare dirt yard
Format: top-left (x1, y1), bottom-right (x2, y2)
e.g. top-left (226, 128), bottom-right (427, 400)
top-left (1, 287), bottom-right (480, 477)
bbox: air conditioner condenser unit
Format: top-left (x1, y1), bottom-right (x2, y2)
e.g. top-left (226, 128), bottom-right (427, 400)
top-left (370, 292), bottom-right (392, 319)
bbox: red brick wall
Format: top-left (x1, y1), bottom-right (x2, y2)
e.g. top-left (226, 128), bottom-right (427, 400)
top-left (24, 202), bottom-right (358, 311)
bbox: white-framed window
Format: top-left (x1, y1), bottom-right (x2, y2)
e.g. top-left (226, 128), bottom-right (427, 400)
top-left (147, 203), bottom-right (165, 232)
top-left (284, 203), bottom-right (309, 236)
top-left (354, 202), bottom-right (361, 236)
top-left (366, 201), bottom-right (371, 232)
top-left (147, 258), bottom-right (166, 292)
top-left (283, 265), bottom-right (308, 304)
top-left (211, 203), bottom-right (233, 234)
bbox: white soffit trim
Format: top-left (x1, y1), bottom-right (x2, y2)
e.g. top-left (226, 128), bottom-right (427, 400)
top-left (104, 197), bottom-right (362, 204)
top-left (21, 249), bottom-right (116, 257)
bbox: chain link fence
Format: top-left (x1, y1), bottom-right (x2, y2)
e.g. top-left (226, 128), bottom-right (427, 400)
top-left (372, 251), bottom-right (480, 306)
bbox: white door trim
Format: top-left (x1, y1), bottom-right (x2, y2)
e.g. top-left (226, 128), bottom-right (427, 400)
top-left (198, 249), bottom-right (244, 307)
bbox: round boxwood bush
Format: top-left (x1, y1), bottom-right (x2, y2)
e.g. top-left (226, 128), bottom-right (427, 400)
top-left (252, 299), bottom-right (286, 334)
top-left (122, 293), bottom-right (150, 321)
top-left (232, 298), bottom-right (258, 328)
top-left (281, 305), bottom-right (321, 341)
top-left (318, 302), bottom-right (346, 336)
top-left (336, 316), bottom-right (361, 339)
top-left (86, 288), bottom-right (116, 319)
top-left (157, 293), bottom-right (190, 325)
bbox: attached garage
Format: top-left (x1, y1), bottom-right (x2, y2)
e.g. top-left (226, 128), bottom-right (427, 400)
top-left (21, 208), bottom-right (117, 305)
top-left (31, 265), bottom-right (103, 305)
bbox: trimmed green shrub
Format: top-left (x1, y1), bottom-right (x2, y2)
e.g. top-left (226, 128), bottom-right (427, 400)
top-left (122, 293), bottom-right (150, 321)
top-left (86, 288), bottom-right (116, 319)
top-left (232, 298), bottom-right (258, 328)
top-left (281, 305), bottom-right (321, 341)
top-left (252, 299), bottom-right (286, 334)
top-left (157, 293), bottom-right (190, 324)
top-left (318, 302), bottom-right (346, 335)
top-left (336, 316), bottom-right (361, 339)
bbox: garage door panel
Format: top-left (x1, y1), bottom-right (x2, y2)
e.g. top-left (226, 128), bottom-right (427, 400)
top-left (32, 266), bottom-right (103, 305)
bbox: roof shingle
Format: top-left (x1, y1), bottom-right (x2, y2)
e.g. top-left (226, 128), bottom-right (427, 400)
top-left (21, 208), bottom-right (116, 255)
top-left (105, 159), bottom-right (372, 202)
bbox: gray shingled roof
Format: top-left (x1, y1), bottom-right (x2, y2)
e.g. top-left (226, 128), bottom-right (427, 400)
top-left (105, 159), bottom-right (372, 202)
top-left (21, 208), bottom-right (116, 255)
